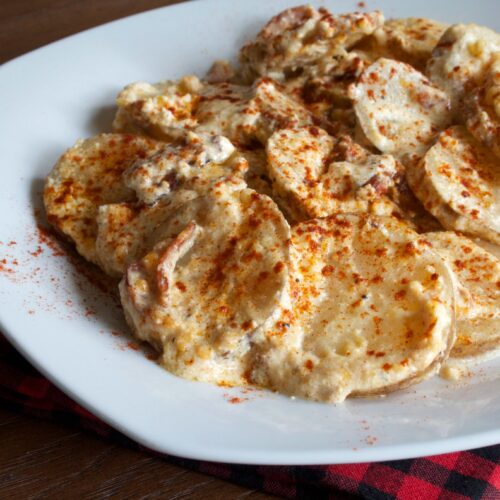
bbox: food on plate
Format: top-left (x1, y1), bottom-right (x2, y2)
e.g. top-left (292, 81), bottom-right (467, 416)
top-left (120, 185), bottom-right (291, 386)
top-left (239, 6), bottom-right (384, 82)
top-left (252, 215), bottom-right (455, 403)
top-left (464, 53), bottom-right (500, 159)
top-left (43, 4), bottom-right (500, 402)
top-left (349, 58), bottom-right (452, 158)
top-left (407, 126), bottom-right (500, 245)
top-left (44, 133), bottom-right (163, 265)
top-left (115, 76), bottom-right (314, 146)
top-left (427, 24), bottom-right (500, 113)
top-left (426, 232), bottom-right (500, 373)
top-left (267, 126), bottom-right (400, 220)
top-left (370, 17), bottom-right (449, 71)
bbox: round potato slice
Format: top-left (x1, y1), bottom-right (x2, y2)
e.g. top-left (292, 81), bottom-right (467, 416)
top-left (464, 53), bottom-right (500, 159)
top-left (123, 132), bottom-right (247, 205)
top-left (427, 24), bottom-right (500, 113)
top-left (239, 5), bottom-right (384, 82)
top-left (119, 186), bottom-right (291, 386)
top-left (267, 126), bottom-right (334, 220)
top-left (43, 133), bottom-right (163, 264)
top-left (251, 215), bottom-right (455, 403)
top-left (239, 148), bottom-right (273, 197)
top-left (407, 126), bottom-right (500, 245)
top-left (349, 58), bottom-right (452, 158)
top-left (373, 17), bottom-right (449, 71)
top-left (426, 232), bottom-right (500, 366)
top-left (267, 126), bottom-right (400, 220)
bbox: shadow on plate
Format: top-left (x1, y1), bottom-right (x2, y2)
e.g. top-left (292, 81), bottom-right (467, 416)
top-left (86, 105), bottom-right (117, 136)
top-left (28, 176), bottom-right (159, 363)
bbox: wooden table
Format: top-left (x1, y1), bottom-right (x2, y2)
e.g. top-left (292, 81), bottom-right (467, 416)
top-left (0, 1), bottom-right (274, 497)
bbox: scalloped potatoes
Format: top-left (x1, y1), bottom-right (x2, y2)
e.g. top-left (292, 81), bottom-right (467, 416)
top-left (44, 4), bottom-right (500, 402)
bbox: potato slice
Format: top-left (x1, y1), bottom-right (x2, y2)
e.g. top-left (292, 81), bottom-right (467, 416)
top-left (426, 232), bottom-right (500, 368)
top-left (239, 6), bottom-right (384, 82)
top-left (267, 126), bottom-right (400, 220)
top-left (407, 126), bottom-right (500, 245)
top-left (123, 132), bottom-right (247, 204)
top-left (350, 58), bottom-right (452, 157)
top-left (95, 189), bottom-right (201, 277)
top-left (427, 24), bottom-right (500, 113)
top-left (113, 76), bottom-right (203, 140)
top-left (373, 18), bottom-right (449, 71)
top-left (115, 77), bottom-right (313, 146)
top-left (464, 53), bottom-right (500, 159)
top-left (251, 215), bottom-right (455, 403)
top-left (119, 185), bottom-right (291, 386)
top-left (43, 133), bottom-right (163, 265)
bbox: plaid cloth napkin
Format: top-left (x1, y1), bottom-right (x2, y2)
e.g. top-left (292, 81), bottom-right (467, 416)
top-left (0, 335), bottom-right (498, 499)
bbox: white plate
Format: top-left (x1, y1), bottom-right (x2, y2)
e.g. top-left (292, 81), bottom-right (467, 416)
top-left (0, 0), bottom-right (499, 465)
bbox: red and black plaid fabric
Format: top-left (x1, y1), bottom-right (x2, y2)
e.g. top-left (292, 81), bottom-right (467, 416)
top-left (1, 335), bottom-right (498, 499)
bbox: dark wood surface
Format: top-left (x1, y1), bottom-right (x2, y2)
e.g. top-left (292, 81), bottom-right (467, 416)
top-left (0, 1), bottom-right (275, 497)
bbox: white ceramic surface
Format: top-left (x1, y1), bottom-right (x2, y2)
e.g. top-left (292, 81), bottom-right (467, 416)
top-left (0, 0), bottom-right (499, 465)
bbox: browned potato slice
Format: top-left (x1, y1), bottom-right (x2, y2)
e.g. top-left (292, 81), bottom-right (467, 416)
top-left (197, 78), bottom-right (314, 145)
top-left (373, 17), bottom-right (449, 71)
top-left (113, 76), bottom-right (203, 140)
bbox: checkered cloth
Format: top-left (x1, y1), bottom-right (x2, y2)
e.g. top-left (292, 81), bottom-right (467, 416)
top-left (1, 335), bottom-right (498, 499)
